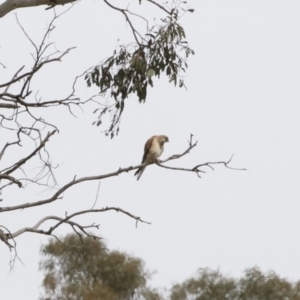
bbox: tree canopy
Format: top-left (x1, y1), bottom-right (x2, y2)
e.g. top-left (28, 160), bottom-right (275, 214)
top-left (39, 234), bottom-right (163, 300)
top-left (170, 267), bottom-right (300, 300)
top-left (40, 235), bottom-right (300, 300)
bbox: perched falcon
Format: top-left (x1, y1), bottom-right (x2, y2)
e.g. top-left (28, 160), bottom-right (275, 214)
top-left (134, 135), bottom-right (169, 180)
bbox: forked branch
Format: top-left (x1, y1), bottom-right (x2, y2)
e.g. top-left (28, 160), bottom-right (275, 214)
top-left (157, 135), bottom-right (246, 177)
top-left (10, 206), bottom-right (149, 241)
top-left (0, 135), bottom-right (244, 213)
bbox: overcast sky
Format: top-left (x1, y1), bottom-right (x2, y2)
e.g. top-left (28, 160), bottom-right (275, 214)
top-left (1, 0), bottom-right (300, 299)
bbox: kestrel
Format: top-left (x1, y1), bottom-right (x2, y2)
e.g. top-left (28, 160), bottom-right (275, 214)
top-left (134, 135), bottom-right (169, 180)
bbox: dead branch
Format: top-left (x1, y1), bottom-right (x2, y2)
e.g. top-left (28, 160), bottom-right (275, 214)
top-left (1, 130), bottom-right (56, 175)
top-left (157, 135), bottom-right (246, 177)
top-left (0, 0), bottom-right (75, 18)
top-left (10, 207), bottom-right (150, 239)
top-left (0, 227), bottom-right (14, 249)
top-left (0, 47), bottom-right (75, 89)
top-left (0, 135), bottom-right (243, 213)
top-left (146, 0), bottom-right (170, 15)
top-left (0, 103), bottom-right (20, 109)
top-left (0, 174), bottom-right (22, 188)
top-left (103, 0), bottom-right (143, 46)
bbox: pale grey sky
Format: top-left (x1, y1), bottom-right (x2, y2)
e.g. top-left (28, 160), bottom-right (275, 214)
top-left (1, 0), bottom-right (300, 299)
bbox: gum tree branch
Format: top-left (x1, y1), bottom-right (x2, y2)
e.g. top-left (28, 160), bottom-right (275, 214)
top-left (146, 0), bottom-right (170, 15)
top-left (0, 134), bottom-right (243, 250)
top-left (157, 155), bottom-right (246, 178)
top-left (0, 174), bottom-right (22, 188)
top-left (0, 227), bottom-right (14, 249)
top-left (0, 0), bottom-right (75, 18)
top-left (156, 135), bottom-right (246, 177)
top-left (0, 103), bottom-right (20, 109)
top-left (10, 207), bottom-right (150, 240)
top-left (0, 138), bottom-right (21, 162)
top-left (0, 47), bottom-right (75, 89)
top-left (0, 135), bottom-right (242, 213)
top-left (103, 0), bottom-right (142, 45)
top-left (1, 130), bottom-right (56, 175)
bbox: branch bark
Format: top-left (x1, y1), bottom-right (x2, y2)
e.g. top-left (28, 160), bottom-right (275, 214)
top-left (1, 130), bottom-right (56, 175)
top-left (0, 136), bottom-right (243, 213)
top-left (0, 47), bottom-right (75, 89)
top-left (0, 0), bottom-right (75, 18)
top-left (0, 103), bottom-right (19, 109)
top-left (11, 207), bottom-right (150, 239)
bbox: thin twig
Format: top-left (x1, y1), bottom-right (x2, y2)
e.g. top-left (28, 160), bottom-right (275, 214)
top-left (10, 207), bottom-right (150, 239)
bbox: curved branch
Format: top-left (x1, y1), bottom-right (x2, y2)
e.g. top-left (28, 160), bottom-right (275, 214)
top-left (0, 103), bottom-right (19, 109)
top-left (0, 130), bottom-right (22, 162)
top-left (157, 154), bottom-right (246, 178)
top-left (159, 134), bottom-right (197, 163)
top-left (1, 130), bottom-right (56, 175)
top-left (0, 135), bottom-right (243, 213)
top-left (0, 0), bottom-right (75, 18)
top-left (0, 226), bottom-right (14, 249)
top-left (0, 174), bottom-right (22, 188)
top-left (192, 155), bottom-right (247, 172)
top-left (146, 0), bottom-right (170, 15)
top-left (103, 0), bottom-right (142, 45)
top-left (0, 47), bottom-right (75, 89)
top-left (11, 207), bottom-right (150, 238)
top-left (156, 135), bottom-right (246, 177)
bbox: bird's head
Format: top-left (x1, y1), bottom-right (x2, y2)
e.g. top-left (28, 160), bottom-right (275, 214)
top-left (159, 135), bottom-right (169, 144)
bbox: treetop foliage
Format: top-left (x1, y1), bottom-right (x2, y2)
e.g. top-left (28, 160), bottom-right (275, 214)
top-left (170, 267), bottom-right (300, 300)
top-left (40, 234), bottom-right (300, 300)
top-left (39, 234), bottom-right (162, 300)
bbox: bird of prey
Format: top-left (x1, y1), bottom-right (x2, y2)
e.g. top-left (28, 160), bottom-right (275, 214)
top-left (134, 135), bottom-right (169, 180)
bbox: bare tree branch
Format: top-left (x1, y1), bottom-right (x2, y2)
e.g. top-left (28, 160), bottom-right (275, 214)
top-left (155, 135), bottom-right (246, 177)
top-left (0, 174), bottom-right (22, 188)
top-left (146, 0), bottom-right (170, 15)
top-left (0, 47), bottom-right (75, 89)
top-left (157, 154), bottom-right (246, 178)
top-left (0, 227), bottom-right (14, 249)
top-left (103, 0), bottom-right (143, 45)
top-left (0, 0), bottom-right (75, 18)
top-left (0, 103), bottom-right (20, 109)
top-left (0, 136), bottom-right (243, 213)
top-left (11, 207), bottom-right (150, 239)
top-left (0, 128), bottom-right (23, 162)
top-left (1, 130), bottom-right (56, 175)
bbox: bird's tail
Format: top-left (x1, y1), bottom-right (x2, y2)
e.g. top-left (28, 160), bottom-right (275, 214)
top-left (134, 166), bottom-right (146, 180)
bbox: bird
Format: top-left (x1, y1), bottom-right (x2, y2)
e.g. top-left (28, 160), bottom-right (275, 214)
top-left (134, 135), bottom-right (169, 180)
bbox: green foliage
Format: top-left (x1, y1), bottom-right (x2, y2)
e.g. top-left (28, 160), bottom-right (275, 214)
top-left (39, 234), bottom-right (162, 300)
top-left (238, 267), bottom-right (300, 300)
top-left (170, 267), bottom-right (300, 300)
top-left (85, 4), bottom-right (194, 138)
top-left (170, 268), bottom-right (237, 300)
top-left (40, 237), bottom-right (300, 300)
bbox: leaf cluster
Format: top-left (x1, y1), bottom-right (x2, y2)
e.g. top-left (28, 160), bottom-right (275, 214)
top-left (170, 267), bottom-right (300, 300)
top-left (39, 234), bottom-right (162, 300)
top-left (85, 5), bottom-right (194, 138)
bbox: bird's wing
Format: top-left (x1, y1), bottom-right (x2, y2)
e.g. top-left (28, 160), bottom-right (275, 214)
top-left (141, 135), bottom-right (157, 163)
top-left (135, 136), bottom-right (156, 180)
